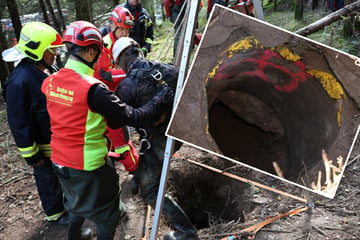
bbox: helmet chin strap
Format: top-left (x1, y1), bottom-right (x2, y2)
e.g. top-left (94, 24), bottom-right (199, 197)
top-left (34, 59), bottom-right (57, 74)
top-left (70, 49), bottom-right (101, 69)
top-left (112, 28), bottom-right (119, 41)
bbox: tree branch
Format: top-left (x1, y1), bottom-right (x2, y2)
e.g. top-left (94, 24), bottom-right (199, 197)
top-left (295, 1), bottom-right (360, 36)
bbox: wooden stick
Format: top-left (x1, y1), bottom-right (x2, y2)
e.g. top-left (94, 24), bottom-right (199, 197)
top-left (185, 158), bottom-right (307, 203)
top-left (140, 205), bottom-right (152, 240)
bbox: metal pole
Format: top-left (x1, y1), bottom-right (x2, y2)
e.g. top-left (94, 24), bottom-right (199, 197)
top-left (149, 1), bottom-right (200, 239)
top-left (253, 0), bottom-right (265, 20)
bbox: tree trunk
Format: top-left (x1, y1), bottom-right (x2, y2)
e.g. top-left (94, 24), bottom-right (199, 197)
top-left (44, 0), bottom-right (61, 33)
top-left (39, 0), bottom-right (50, 25)
top-left (54, 0), bottom-right (66, 32)
top-left (343, 16), bottom-right (354, 39)
top-left (0, 4), bottom-right (13, 89)
top-left (112, 0), bottom-right (120, 8)
top-left (74, 0), bottom-right (92, 22)
top-left (296, 1), bottom-right (360, 36)
top-left (294, 0), bottom-right (304, 21)
top-left (5, 0), bottom-right (22, 40)
top-left (312, 0), bottom-right (319, 10)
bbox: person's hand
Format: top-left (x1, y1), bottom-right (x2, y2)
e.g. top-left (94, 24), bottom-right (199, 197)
top-left (99, 69), bottom-right (113, 82)
top-left (152, 86), bottom-right (175, 104)
top-left (141, 48), bottom-right (148, 58)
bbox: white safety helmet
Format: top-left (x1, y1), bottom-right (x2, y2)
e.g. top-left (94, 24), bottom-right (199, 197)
top-left (112, 37), bottom-right (140, 64)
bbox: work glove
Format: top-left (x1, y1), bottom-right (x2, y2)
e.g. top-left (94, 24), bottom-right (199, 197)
top-left (152, 86), bottom-right (175, 104)
top-left (141, 47), bottom-right (148, 58)
top-left (99, 68), bottom-right (113, 82)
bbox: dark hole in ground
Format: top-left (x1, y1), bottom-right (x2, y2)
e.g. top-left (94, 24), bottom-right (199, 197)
top-left (169, 161), bottom-right (254, 229)
top-left (207, 75), bottom-right (340, 180)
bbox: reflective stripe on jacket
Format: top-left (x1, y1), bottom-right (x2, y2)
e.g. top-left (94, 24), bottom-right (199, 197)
top-left (120, 2), bottom-right (154, 50)
top-left (3, 59), bottom-right (52, 165)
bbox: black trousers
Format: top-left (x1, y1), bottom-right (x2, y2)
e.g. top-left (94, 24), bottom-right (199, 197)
top-left (33, 158), bottom-right (65, 220)
top-left (133, 134), bottom-right (196, 235)
top-left (54, 160), bottom-right (126, 240)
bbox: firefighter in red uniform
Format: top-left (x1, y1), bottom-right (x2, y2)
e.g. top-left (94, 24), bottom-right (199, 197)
top-left (164, 0), bottom-right (186, 56)
top-left (119, 0), bottom-right (154, 57)
top-left (41, 21), bottom-right (174, 240)
top-left (164, 0), bottom-right (203, 56)
top-left (94, 6), bottom-right (139, 172)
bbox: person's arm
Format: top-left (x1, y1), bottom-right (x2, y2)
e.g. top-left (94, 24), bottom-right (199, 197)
top-left (87, 83), bottom-right (173, 129)
top-left (115, 78), bottom-right (138, 107)
top-left (5, 79), bottom-right (43, 165)
top-left (164, 0), bottom-right (173, 18)
top-left (142, 10), bottom-right (154, 55)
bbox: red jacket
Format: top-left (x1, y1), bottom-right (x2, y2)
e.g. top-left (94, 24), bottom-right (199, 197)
top-left (164, 0), bottom-right (185, 17)
top-left (94, 47), bottom-right (126, 91)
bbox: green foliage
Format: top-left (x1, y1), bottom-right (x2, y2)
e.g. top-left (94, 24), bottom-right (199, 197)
top-left (265, 8), bottom-right (360, 56)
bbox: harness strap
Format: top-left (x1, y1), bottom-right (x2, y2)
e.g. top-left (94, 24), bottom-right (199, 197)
top-left (138, 128), bottom-right (152, 155)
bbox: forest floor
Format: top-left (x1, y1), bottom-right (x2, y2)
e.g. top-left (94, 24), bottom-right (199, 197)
top-left (0, 94), bottom-right (360, 240)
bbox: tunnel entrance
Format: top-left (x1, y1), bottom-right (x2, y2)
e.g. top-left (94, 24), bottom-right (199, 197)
top-left (207, 74), bottom-right (340, 180)
top-left (168, 157), bottom-right (253, 229)
top-left (208, 100), bottom-right (287, 176)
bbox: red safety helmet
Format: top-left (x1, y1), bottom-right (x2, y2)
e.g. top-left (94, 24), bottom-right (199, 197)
top-left (63, 21), bottom-right (103, 51)
top-left (109, 6), bottom-right (135, 28)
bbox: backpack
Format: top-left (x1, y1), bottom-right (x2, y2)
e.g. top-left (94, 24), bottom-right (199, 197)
top-left (126, 61), bottom-right (179, 134)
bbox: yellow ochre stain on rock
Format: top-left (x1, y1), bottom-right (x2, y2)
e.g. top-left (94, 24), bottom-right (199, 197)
top-left (307, 69), bottom-right (344, 99)
top-left (337, 103), bottom-right (343, 127)
top-left (226, 36), bottom-right (263, 58)
top-left (206, 37), bottom-right (263, 82)
top-left (273, 45), bottom-right (301, 62)
top-left (307, 69), bottom-right (344, 127)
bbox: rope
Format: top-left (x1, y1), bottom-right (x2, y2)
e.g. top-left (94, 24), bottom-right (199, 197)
top-left (157, 2), bottom-right (188, 61)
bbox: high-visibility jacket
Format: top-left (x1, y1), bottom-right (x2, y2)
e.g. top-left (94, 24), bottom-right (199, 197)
top-left (103, 31), bottom-right (116, 54)
top-left (41, 59), bottom-right (108, 171)
top-left (120, 2), bottom-right (154, 51)
top-left (3, 58), bottom-right (52, 165)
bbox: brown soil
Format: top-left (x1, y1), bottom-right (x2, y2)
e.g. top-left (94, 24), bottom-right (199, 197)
top-left (0, 95), bottom-right (359, 240)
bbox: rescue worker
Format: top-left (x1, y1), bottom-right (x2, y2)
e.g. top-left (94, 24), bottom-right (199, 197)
top-left (94, 6), bottom-right (139, 171)
top-left (112, 37), bottom-right (198, 240)
top-left (2, 21), bottom-right (69, 226)
top-left (227, 0), bottom-right (254, 16)
top-left (119, 0), bottom-right (154, 57)
top-left (164, 0), bottom-right (186, 56)
top-left (41, 21), bottom-right (174, 240)
top-left (164, 0), bottom-right (202, 57)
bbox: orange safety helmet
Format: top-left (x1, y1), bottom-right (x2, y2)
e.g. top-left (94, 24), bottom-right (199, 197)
top-left (109, 6), bottom-right (135, 28)
top-left (62, 20), bottom-right (103, 51)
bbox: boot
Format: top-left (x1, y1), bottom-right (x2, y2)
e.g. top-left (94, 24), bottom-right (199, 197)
top-left (80, 228), bottom-right (93, 240)
top-left (129, 172), bottom-right (140, 195)
top-left (163, 230), bottom-right (198, 240)
top-left (50, 212), bottom-right (69, 226)
top-left (68, 220), bottom-right (93, 240)
top-left (161, 195), bottom-right (198, 240)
